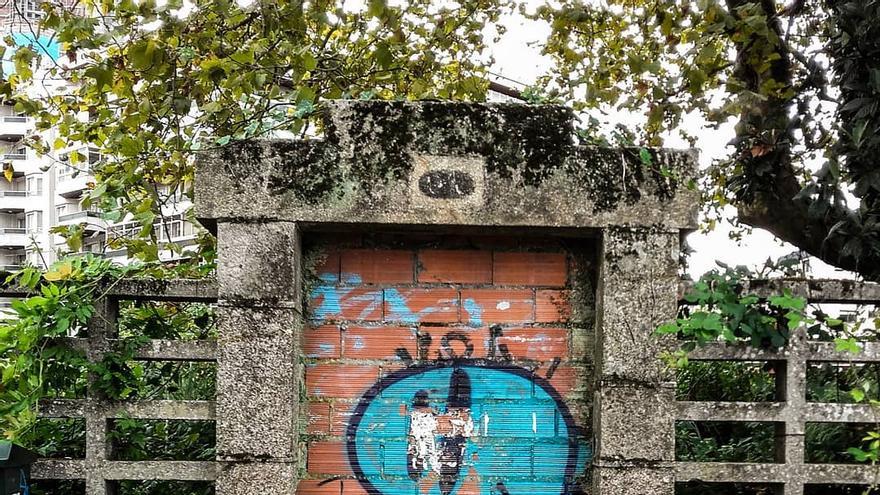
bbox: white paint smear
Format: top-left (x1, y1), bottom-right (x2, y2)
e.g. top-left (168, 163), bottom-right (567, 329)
top-left (496, 301), bottom-right (511, 310)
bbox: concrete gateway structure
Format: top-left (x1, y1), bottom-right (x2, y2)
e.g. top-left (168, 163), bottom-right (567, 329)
top-left (22, 100), bottom-right (880, 495)
top-left (195, 100), bottom-right (700, 495)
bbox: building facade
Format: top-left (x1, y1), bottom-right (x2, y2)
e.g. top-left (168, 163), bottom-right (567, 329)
top-left (0, 5), bottom-right (197, 270)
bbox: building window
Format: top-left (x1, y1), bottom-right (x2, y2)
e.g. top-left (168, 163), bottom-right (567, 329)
top-left (109, 213), bottom-right (195, 243)
top-left (26, 176), bottom-right (42, 196)
top-left (25, 211), bottom-right (41, 233)
top-left (55, 204), bottom-right (67, 219)
top-left (15, 0), bottom-right (42, 20)
top-left (57, 163), bottom-right (76, 182)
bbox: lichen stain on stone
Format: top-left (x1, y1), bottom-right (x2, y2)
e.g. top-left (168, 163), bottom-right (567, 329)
top-left (205, 100), bottom-right (698, 221)
top-left (219, 139), bottom-right (343, 203)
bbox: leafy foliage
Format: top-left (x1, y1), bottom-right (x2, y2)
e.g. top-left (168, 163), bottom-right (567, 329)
top-left (0, 255), bottom-right (134, 438)
top-left (109, 418), bottom-right (215, 461)
top-left (531, 0), bottom-right (880, 280)
top-left (3, 0), bottom-right (512, 261)
top-left (655, 268), bottom-right (808, 358)
top-left (663, 261), bottom-right (880, 472)
top-left (676, 361), bottom-right (776, 402)
top-left (0, 254), bottom-right (217, 443)
top-left (675, 421), bottom-right (777, 463)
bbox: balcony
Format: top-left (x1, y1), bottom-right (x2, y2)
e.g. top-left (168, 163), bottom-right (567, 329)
top-left (57, 211), bottom-right (107, 232)
top-left (0, 191), bottom-right (28, 213)
top-left (56, 167), bottom-right (94, 198)
top-left (0, 116), bottom-right (30, 141)
top-left (2, 152), bottom-right (27, 161)
top-left (0, 228), bottom-right (28, 249)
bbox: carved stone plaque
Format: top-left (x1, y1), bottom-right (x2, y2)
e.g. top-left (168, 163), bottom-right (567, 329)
top-left (409, 154), bottom-right (485, 210)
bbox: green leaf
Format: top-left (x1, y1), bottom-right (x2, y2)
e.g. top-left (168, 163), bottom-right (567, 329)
top-left (302, 52), bottom-right (318, 71)
top-left (118, 135), bottom-right (143, 157)
top-left (655, 322), bottom-right (680, 335)
top-left (852, 120), bottom-right (868, 148)
top-left (129, 40), bottom-right (157, 70)
top-left (639, 147), bottom-right (653, 166)
top-left (851, 388), bottom-right (866, 403)
top-left (835, 337), bottom-right (861, 355)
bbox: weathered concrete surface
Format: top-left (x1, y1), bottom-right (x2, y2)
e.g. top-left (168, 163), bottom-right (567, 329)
top-left (593, 384), bottom-right (675, 461)
top-left (592, 227), bottom-right (680, 494)
top-left (216, 462), bottom-right (297, 495)
top-left (215, 305), bottom-right (300, 461)
top-left (680, 277), bottom-right (880, 304)
top-left (593, 466), bottom-right (675, 495)
top-left (595, 228), bottom-right (680, 383)
top-left (195, 101), bottom-right (699, 230)
top-left (217, 221), bottom-right (301, 307)
top-left (38, 399), bottom-right (215, 420)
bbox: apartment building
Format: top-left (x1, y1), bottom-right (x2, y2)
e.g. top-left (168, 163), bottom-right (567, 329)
top-left (0, 4), bottom-right (197, 271)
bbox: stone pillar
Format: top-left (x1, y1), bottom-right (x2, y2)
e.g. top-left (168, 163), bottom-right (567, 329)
top-left (215, 221), bottom-right (302, 495)
top-left (592, 227), bottom-right (680, 495)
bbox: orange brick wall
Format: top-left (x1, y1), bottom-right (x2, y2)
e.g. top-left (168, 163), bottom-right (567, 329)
top-left (300, 235), bottom-right (594, 495)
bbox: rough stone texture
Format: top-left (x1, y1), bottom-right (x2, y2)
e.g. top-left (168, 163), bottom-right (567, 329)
top-left (39, 399), bottom-right (214, 420)
top-left (714, 277), bottom-right (880, 304)
top-left (0, 278), bottom-right (219, 301)
top-left (194, 101), bottom-right (699, 231)
top-left (593, 466), bottom-right (675, 495)
top-left (215, 462), bottom-right (297, 495)
top-left (215, 305), bottom-right (301, 461)
top-left (593, 384), bottom-right (675, 461)
top-left (592, 227), bottom-right (680, 494)
top-left (217, 221), bottom-right (301, 307)
top-left (595, 228), bottom-right (680, 383)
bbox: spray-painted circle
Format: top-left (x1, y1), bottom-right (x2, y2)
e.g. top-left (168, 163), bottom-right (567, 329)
top-left (346, 361), bottom-right (587, 495)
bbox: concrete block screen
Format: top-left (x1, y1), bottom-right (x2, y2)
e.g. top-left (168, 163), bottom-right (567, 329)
top-left (299, 234), bottom-right (595, 495)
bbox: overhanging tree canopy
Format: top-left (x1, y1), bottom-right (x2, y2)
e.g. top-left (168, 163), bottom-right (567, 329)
top-left (4, 0), bottom-right (878, 279)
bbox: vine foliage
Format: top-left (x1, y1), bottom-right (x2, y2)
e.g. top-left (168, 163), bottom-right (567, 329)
top-left (658, 267), bottom-right (880, 470)
top-left (0, 254), bottom-right (215, 444)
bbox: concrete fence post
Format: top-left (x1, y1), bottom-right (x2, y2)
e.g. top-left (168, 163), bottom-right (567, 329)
top-left (215, 221), bottom-right (302, 495)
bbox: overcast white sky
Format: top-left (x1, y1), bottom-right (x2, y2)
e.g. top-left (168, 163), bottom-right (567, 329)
top-left (488, 7), bottom-right (852, 280)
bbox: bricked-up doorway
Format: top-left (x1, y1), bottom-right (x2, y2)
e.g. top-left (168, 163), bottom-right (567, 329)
top-left (201, 100), bottom-right (697, 495)
top-left (299, 233), bottom-right (596, 495)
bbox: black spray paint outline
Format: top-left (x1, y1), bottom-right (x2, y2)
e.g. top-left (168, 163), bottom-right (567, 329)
top-left (345, 359), bottom-right (581, 495)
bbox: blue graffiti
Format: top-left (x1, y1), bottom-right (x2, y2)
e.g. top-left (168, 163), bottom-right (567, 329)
top-left (462, 298), bottom-right (483, 326)
top-left (312, 278), bottom-right (461, 323)
top-left (384, 288), bottom-right (453, 323)
top-left (311, 274), bottom-right (384, 321)
top-left (348, 364), bottom-right (590, 495)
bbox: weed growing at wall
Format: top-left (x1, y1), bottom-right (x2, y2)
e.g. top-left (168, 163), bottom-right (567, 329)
top-left (655, 268), bottom-right (809, 366)
top-left (0, 255), bottom-right (133, 438)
